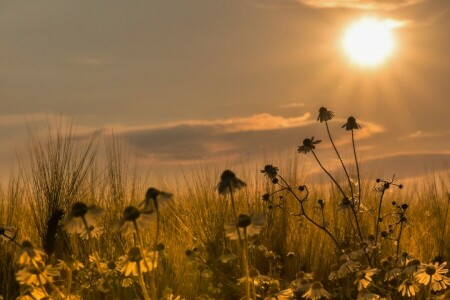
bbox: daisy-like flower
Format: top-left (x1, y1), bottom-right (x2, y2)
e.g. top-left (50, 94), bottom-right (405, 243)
top-left (140, 187), bottom-right (173, 212)
top-left (16, 261), bottom-right (60, 285)
top-left (261, 164), bottom-right (279, 179)
top-left (328, 264), bottom-right (340, 281)
top-left (115, 205), bottom-right (155, 236)
top-left (16, 241), bottom-right (46, 266)
top-left (317, 107), bottom-right (334, 123)
top-left (342, 116), bottom-right (361, 131)
top-left (79, 225), bottom-right (103, 240)
top-left (264, 288), bottom-right (293, 300)
top-left (219, 247), bottom-right (237, 263)
top-left (431, 276), bottom-right (450, 291)
top-left (415, 262), bottom-right (449, 286)
top-left (384, 267), bottom-right (401, 282)
top-left (397, 279), bottom-right (420, 297)
top-left (354, 268), bottom-right (378, 291)
top-left (224, 214), bottom-right (266, 240)
top-left (17, 287), bottom-right (47, 300)
top-left (298, 137), bottom-right (321, 154)
top-left (118, 247), bottom-right (158, 277)
top-left (217, 170), bottom-right (246, 195)
top-left (357, 293), bottom-right (380, 300)
top-left (63, 202), bottom-right (104, 237)
top-left (302, 281), bottom-right (331, 299)
top-left (57, 256), bottom-right (84, 272)
top-left (338, 258), bottom-right (360, 278)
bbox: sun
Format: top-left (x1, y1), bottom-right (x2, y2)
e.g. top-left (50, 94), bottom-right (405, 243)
top-left (342, 18), bottom-right (398, 67)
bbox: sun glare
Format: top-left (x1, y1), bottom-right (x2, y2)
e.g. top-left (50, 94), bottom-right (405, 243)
top-left (343, 18), bottom-right (399, 67)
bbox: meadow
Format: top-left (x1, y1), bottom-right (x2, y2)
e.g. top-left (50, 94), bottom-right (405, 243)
top-left (0, 108), bottom-right (449, 300)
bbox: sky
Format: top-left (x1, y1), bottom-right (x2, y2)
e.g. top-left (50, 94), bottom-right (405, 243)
top-left (1, 0), bottom-right (449, 182)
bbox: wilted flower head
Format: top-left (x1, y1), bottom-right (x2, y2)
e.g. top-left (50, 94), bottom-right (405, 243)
top-left (261, 164), bottom-right (279, 179)
top-left (115, 206), bottom-right (155, 236)
top-left (64, 202), bottom-right (104, 237)
top-left (302, 281), bottom-right (331, 299)
top-left (397, 279), bottom-right (420, 297)
top-left (317, 107), bottom-right (334, 123)
top-left (140, 187), bottom-right (173, 212)
top-left (225, 214), bottom-right (266, 240)
top-left (118, 246), bottom-right (158, 277)
top-left (354, 268), bottom-right (378, 291)
top-left (298, 137), bottom-right (321, 154)
top-left (342, 116), bottom-right (361, 131)
top-left (217, 170), bottom-right (246, 195)
top-left (17, 241), bottom-right (46, 265)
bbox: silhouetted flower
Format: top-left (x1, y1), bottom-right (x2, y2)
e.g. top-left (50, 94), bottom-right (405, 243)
top-left (298, 137), bottom-right (321, 154)
top-left (115, 206), bottom-right (154, 236)
top-left (140, 187), bottom-right (173, 212)
top-left (64, 202), bottom-right (104, 236)
top-left (118, 247), bottom-right (158, 276)
top-left (261, 165), bottom-right (278, 179)
top-left (225, 214), bottom-right (266, 240)
top-left (217, 170), bottom-right (246, 195)
top-left (302, 281), bottom-right (331, 299)
top-left (342, 116), bottom-right (361, 131)
top-left (317, 107), bottom-right (334, 123)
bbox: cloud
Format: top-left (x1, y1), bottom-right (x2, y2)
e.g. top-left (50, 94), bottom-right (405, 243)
top-left (400, 130), bottom-right (450, 140)
top-left (298, 0), bottom-right (425, 10)
top-left (117, 113), bottom-right (383, 163)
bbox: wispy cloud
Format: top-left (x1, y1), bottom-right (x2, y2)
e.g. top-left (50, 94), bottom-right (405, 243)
top-left (279, 102), bottom-right (306, 109)
top-left (400, 130), bottom-right (450, 140)
top-left (298, 0), bottom-right (425, 10)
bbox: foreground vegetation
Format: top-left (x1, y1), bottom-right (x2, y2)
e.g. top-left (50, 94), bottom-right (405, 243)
top-left (0, 108), bottom-right (449, 299)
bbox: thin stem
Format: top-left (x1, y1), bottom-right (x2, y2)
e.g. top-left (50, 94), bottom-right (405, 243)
top-left (325, 121), bottom-right (354, 199)
top-left (243, 228), bottom-right (252, 300)
top-left (229, 186), bottom-right (243, 244)
top-left (66, 269), bottom-right (73, 299)
top-left (81, 216), bottom-right (103, 274)
top-left (310, 150), bottom-right (346, 197)
top-left (396, 219), bottom-right (404, 260)
top-left (374, 190), bottom-right (386, 245)
top-left (438, 195), bottom-right (450, 258)
top-left (137, 263), bottom-right (151, 300)
top-left (351, 130), bottom-right (362, 208)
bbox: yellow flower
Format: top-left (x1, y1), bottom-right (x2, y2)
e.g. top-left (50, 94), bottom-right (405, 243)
top-left (302, 281), bottom-right (331, 299)
top-left (225, 214), bottom-right (266, 240)
top-left (16, 241), bottom-right (46, 266)
top-left (354, 268), bottom-right (378, 291)
top-left (16, 262), bottom-right (59, 285)
top-left (63, 202), bottom-right (104, 237)
top-left (397, 279), bottom-right (420, 297)
top-left (415, 262), bottom-right (449, 286)
top-left (57, 256), bottom-right (84, 271)
top-left (119, 247), bottom-right (158, 277)
top-left (115, 206), bottom-right (155, 236)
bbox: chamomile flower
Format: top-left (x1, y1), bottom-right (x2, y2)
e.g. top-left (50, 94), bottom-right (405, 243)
top-left (118, 247), bottom-right (158, 277)
top-left (219, 247), bottom-right (237, 263)
top-left (140, 187), bottom-right (173, 212)
top-left (397, 279), bottom-right (420, 297)
top-left (57, 256), bottom-right (84, 271)
top-left (63, 202), bottom-right (104, 236)
top-left (342, 116), bottom-right (361, 131)
top-left (224, 214), bottom-right (266, 240)
top-left (414, 262), bottom-right (449, 286)
top-left (354, 268), bottom-right (378, 291)
top-left (16, 241), bottom-right (46, 266)
top-left (16, 261), bottom-right (59, 285)
top-left (217, 170), bottom-right (246, 195)
top-left (298, 137), bottom-right (321, 154)
top-left (17, 287), bottom-right (47, 300)
top-left (302, 281), bottom-right (331, 299)
top-left (403, 259), bottom-right (421, 275)
top-left (317, 107), bottom-right (334, 122)
top-left (115, 205), bottom-right (155, 236)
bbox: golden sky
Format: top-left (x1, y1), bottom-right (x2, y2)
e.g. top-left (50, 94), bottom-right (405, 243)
top-left (0, 0), bottom-right (449, 180)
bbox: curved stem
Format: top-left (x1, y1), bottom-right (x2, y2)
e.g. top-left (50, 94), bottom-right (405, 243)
top-left (374, 190), bottom-right (386, 246)
top-left (310, 150), bottom-right (346, 198)
top-left (325, 121), bottom-right (354, 199)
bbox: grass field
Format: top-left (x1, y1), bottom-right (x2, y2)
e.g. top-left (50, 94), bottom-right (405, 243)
top-left (1, 112), bottom-right (449, 300)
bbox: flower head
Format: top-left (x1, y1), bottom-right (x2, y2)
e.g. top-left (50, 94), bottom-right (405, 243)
top-left (342, 116), bottom-right (361, 131)
top-left (302, 281), bottom-right (331, 299)
top-left (217, 170), bottom-right (246, 195)
top-left (354, 268), bottom-right (378, 291)
top-left (140, 187), bottom-right (173, 212)
top-left (397, 279), bottom-right (420, 297)
top-left (17, 241), bottom-right (46, 265)
top-left (415, 262), bottom-right (449, 286)
top-left (225, 214), bottom-right (266, 240)
top-left (261, 164), bottom-right (279, 179)
top-left (16, 261), bottom-right (60, 285)
top-left (298, 137), bottom-right (321, 154)
top-left (115, 206), bottom-right (155, 236)
top-left (219, 248), bottom-right (237, 263)
top-left (317, 107), bottom-right (334, 123)
top-left (63, 202), bottom-right (104, 237)
top-left (118, 247), bottom-right (158, 277)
